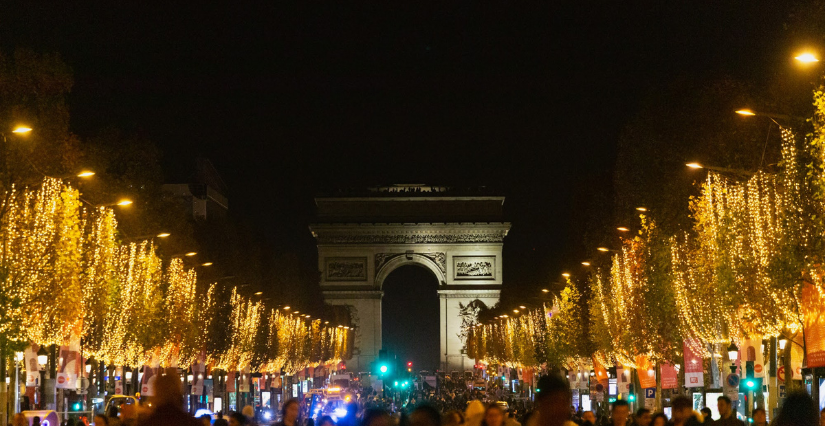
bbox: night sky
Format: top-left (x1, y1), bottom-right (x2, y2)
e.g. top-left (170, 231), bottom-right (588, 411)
top-left (0, 1), bottom-right (803, 360)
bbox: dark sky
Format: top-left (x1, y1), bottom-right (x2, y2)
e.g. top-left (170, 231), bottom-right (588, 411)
top-left (0, 1), bottom-right (796, 304)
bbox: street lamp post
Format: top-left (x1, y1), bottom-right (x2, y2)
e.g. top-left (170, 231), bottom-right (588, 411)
top-left (36, 346), bottom-right (48, 409)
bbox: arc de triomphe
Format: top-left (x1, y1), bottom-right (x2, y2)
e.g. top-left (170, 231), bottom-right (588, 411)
top-left (310, 186), bottom-right (510, 373)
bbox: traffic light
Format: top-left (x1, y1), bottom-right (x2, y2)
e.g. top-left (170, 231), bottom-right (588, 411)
top-left (628, 384), bottom-right (636, 402)
top-left (628, 394), bottom-right (636, 402)
top-left (380, 365), bottom-right (388, 374)
top-left (70, 401), bottom-right (82, 411)
top-left (407, 361), bottom-right (413, 368)
top-left (745, 379), bottom-right (756, 389)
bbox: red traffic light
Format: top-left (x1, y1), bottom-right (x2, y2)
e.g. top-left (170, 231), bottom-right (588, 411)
top-left (407, 361), bottom-right (413, 367)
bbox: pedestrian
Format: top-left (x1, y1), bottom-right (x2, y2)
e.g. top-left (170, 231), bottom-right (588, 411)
top-left (714, 397), bottom-right (743, 426)
top-left (362, 409), bottom-right (391, 426)
top-left (482, 405), bottom-right (505, 426)
top-left (108, 406), bottom-right (122, 426)
top-left (95, 415), bottom-right (110, 426)
top-left (229, 413), bottom-right (247, 426)
top-left (774, 390), bottom-right (818, 426)
top-left (534, 374), bottom-right (572, 426)
top-left (136, 373), bottom-right (200, 426)
top-left (214, 412), bottom-right (229, 426)
top-left (752, 408), bottom-right (766, 426)
top-left (12, 414), bottom-right (27, 426)
top-left (634, 409), bottom-right (651, 426)
top-left (610, 401), bottom-right (630, 426)
top-left (319, 416), bottom-right (336, 426)
top-left (650, 414), bottom-right (666, 426)
top-left (33, 416), bottom-right (41, 426)
top-left (200, 415), bottom-right (213, 426)
top-left (242, 406), bottom-right (258, 426)
top-left (581, 412), bottom-right (596, 426)
top-left (444, 410), bottom-right (464, 426)
top-left (699, 409), bottom-right (712, 425)
top-left (466, 401), bottom-right (486, 426)
top-left (275, 400), bottom-right (300, 426)
top-left (669, 396), bottom-right (702, 426)
top-left (411, 405), bottom-right (442, 426)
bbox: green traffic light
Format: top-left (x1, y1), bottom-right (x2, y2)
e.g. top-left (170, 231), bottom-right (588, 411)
top-left (746, 380), bottom-right (755, 389)
top-left (380, 365), bottom-right (388, 373)
top-left (394, 381), bottom-right (399, 386)
top-left (628, 394), bottom-right (636, 402)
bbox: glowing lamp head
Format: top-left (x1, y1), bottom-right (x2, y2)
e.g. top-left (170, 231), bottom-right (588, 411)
top-left (635, 207), bottom-right (647, 212)
top-left (185, 252), bottom-right (197, 257)
top-left (77, 171), bottom-right (96, 178)
top-left (201, 262), bottom-right (213, 266)
top-left (735, 109), bottom-right (756, 116)
top-left (12, 126), bottom-right (32, 134)
top-left (727, 342), bottom-right (739, 361)
top-left (795, 53), bottom-right (819, 63)
top-left (541, 288), bottom-right (549, 293)
top-left (156, 232), bottom-right (171, 238)
top-left (116, 199), bottom-right (133, 206)
top-left (581, 261), bottom-right (591, 266)
top-left (561, 273), bottom-right (570, 278)
top-left (379, 365), bottom-right (388, 374)
top-left (779, 337), bottom-right (788, 350)
top-left (616, 227), bottom-right (629, 232)
top-left (686, 163), bottom-right (704, 169)
top-left (597, 247), bottom-right (609, 252)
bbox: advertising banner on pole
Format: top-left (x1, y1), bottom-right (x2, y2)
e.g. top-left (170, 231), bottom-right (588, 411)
top-left (25, 343), bottom-right (40, 387)
top-left (239, 366), bottom-right (251, 392)
top-left (191, 352), bottom-right (205, 396)
top-left (593, 358), bottom-right (609, 388)
top-left (741, 334), bottom-right (765, 377)
top-left (802, 282), bottom-right (825, 368)
top-left (635, 356), bottom-right (657, 389)
top-left (140, 358), bottom-right (158, 396)
top-left (114, 366), bottom-right (123, 394)
top-left (683, 340), bottom-right (704, 387)
top-left (617, 365), bottom-right (631, 394)
top-left (227, 371), bottom-right (236, 393)
top-left (661, 363), bottom-right (678, 389)
top-left (56, 340), bottom-right (80, 389)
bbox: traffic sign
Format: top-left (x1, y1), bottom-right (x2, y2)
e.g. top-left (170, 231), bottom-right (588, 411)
top-left (645, 388), bottom-right (656, 399)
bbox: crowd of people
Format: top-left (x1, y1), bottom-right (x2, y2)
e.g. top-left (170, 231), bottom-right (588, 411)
top-left (6, 373), bottom-right (823, 426)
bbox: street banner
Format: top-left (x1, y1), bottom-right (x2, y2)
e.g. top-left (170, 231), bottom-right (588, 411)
top-left (568, 369), bottom-right (577, 389)
top-left (741, 333), bottom-right (765, 377)
top-left (636, 356), bottom-right (657, 389)
top-left (517, 368), bottom-right (523, 381)
top-left (661, 363), bottom-right (678, 389)
top-left (271, 374), bottom-right (282, 390)
top-left (523, 368), bottom-right (534, 387)
top-left (114, 366), bottom-right (123, 394)
top-left (617, 365), bottom-right (631, 394)
top-left (56, 340), bottom-right (80, 389)
top-left (191, 352), bottom-right (205, 396)
top-left (802, 282), bottom-right (825, 367)
top-left (239, 366), bottom-right (250, 392)
top-left (683, 340), bottom-right (704, 387)
top-left (25, 343), bottom-right (40, 387)
top-left (593, 357), bottom-right (609, 388)
top-left (140, 358), bottom-right (158, 396)
top-left (780, 342), bottom-right (805, 382)
top-left (227, 371), bottom-right (236, 392)
top-left (204, 379), bottom-right (214, 401)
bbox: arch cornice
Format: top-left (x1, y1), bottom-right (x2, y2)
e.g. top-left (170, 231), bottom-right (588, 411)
top-left (375, 253), bottom-right (447, 289)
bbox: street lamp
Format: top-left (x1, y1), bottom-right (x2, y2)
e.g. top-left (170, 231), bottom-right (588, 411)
top-left (616, 227), bottom-right (629, 232)
top-left (561, 273), bottom-right (570, 278)
top-left (779, 337), bottom-right (788, 350)
top-left (581, 261), bottom-right (591, 266)
top-left (12, 126), bottom-right (32, 134)
top-left (795, 52), bottom-right (819, 63)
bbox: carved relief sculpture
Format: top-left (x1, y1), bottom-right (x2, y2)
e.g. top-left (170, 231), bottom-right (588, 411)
top-left (453, 256), bottom-right (495, 280)
top-left (326, 257), bottom-right (368, 281)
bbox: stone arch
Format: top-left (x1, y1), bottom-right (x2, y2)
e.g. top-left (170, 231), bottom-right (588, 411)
top-left (375, 253), bottom-right (447, 289)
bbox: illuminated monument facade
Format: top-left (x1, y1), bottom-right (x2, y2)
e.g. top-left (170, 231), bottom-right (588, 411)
top-left (310, 185), bottom-right (510, 372)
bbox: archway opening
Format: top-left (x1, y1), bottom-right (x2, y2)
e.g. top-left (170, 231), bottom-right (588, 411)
top-left (381, 264), bottom-right (440, 372)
